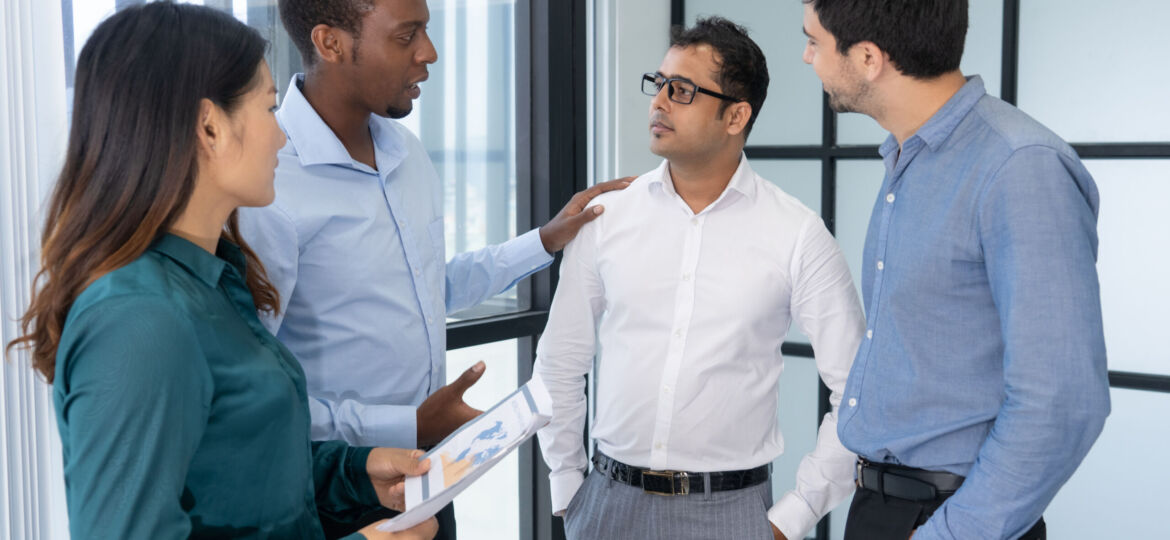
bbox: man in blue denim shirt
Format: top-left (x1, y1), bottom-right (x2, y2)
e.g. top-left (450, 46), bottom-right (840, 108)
top-left (801, 1), bottom-right (1110, 539)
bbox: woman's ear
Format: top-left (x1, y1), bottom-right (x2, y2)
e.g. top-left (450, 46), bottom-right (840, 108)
top-left (196, 98), bottom-right (221, 158)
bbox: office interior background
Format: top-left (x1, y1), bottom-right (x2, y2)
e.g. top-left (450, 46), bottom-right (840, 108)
top-left (1, 0), bottom-right (1167, 538)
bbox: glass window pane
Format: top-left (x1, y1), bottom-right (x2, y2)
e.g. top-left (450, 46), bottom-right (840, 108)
top-left (753, 160), bottom-right (822, 216)
top-left (1019, 0), bottom-right (1170, 142)
top-left (686, 0), bottom-right (823, 145)
top-left (445, 339), bottom-right (521, 540)
top-left (424, 0), bottom-right (525, 319)
top-left (837, 1), bottom-right (1002, 145)
top-left (751, 159), bottom-right (821, 345)
top-left (1084, 160), bottom-right (1170, 376)
top-left (1044, 388), bottom-right (1170, 537)
top-left (833, 160), bottom-right (886, 307)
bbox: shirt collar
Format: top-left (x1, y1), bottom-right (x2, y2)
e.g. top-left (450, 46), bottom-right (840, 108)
top-left (151, 234), bottom-right (248, 288)
top-left (879, 75), bottom-right (987, 158)
top-left (276, 74), bottom-right (408, 172)
top-left (647, 152), bottom-right (758, 202)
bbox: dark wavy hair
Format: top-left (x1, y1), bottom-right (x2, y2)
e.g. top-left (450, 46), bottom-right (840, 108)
top-left (8, 2), bottom-right (280, 382)
top-left (804, 0), bottom-right (968, 79)
top-left (670, 16), bottom-right (770, 138)
top-left (279, 0), bottom-right (374, 65)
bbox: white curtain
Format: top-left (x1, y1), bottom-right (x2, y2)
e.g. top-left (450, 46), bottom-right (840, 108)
top-left (1, 0), bottom-right (71, 537)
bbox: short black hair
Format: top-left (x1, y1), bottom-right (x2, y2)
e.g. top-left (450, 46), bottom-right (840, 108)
top-left (669, 16), bottom-right (769, 138)
top-left (804, 0), bottom-right (968, 79)
top-left (279, 0), bottom-right (374, 66)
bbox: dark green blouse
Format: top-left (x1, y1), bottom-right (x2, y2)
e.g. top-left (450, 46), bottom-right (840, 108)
top-left (53, 234), bottom-right (381, 538)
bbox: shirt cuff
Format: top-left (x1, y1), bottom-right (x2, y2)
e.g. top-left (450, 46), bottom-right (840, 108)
top-left (549, 470), bottom-right (586, 516)
top-left (516, 228), bottom-right (555, 269)
top-left (768, 491), bottom-right (820, 540)
top-left (358, 405), bottom-right (419, 449)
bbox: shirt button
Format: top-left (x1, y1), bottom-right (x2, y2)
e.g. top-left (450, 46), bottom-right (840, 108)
top-left (877, 261), bottom-right (884, 271)
top-left (691, 218), bottom-right (700, 226)
top-left (682, 272), bottom-right (692, 281)
top-left (427, 317), bottom-right (434, 324)
top-left (848, 398), bottom-right (858, 407)
top-left (866, 329), bottom-right (873, 339)
top-left (886, 193), bottom-right (895, 204)
top-left (655, 442), bottom-right (664, 450)
top-left (674, 329), bottom-right (683, 339)
top-left (663, 385), bottom-right (672, 394)
top-left (414, 269), bottom-right (421, 276)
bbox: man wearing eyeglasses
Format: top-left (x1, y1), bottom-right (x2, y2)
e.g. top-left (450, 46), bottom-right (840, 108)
top-left (535, 16), bottom-right (864, 540)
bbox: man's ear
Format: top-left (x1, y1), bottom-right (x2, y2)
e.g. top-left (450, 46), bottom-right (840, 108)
top-left (310, 23), bottom-right (355, 65)
top-left (725, 101), bottom-right (754, 137)
top-left (195, 98), bottom-right (222, 158)
top-left (853, 40), bottom-right (889, 81)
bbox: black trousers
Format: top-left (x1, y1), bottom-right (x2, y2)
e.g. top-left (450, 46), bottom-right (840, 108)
top-left (843, 488), bottom-right (1046, 540)
top-left (321, 502), bottom-right (457, 540)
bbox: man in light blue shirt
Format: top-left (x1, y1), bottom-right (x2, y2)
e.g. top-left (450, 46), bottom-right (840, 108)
top-left (238, 0), bottom-right (624, 524)
top-left (801, 2), bottom-right (1110, 539)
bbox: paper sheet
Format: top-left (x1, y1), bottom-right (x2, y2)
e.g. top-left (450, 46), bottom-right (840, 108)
top-left (377, 375), bottom-right (553, 532)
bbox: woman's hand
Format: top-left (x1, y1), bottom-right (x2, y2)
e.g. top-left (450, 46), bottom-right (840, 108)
top-left (366, 448), bottom-right (432, 511)
top-left (358, 517), bottom-right (438, 540)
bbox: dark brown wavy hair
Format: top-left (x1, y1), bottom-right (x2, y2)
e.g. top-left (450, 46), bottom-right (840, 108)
top-left (7, 2), bottom-right (280, 382)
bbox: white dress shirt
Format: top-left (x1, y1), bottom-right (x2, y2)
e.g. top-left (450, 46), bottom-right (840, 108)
top-left (535, 156), bottom-right (864, 540)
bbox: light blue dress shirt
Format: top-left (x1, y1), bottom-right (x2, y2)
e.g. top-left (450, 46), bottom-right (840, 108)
top-left (239, 75), bottom-right (552, 449)
top-left (837, 76), bottom-right (1110, 540)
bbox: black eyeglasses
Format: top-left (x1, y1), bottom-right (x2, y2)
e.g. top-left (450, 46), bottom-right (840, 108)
top-left (641, 72), bottom-right (741, 105)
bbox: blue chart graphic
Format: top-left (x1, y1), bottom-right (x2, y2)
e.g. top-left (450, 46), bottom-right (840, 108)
top-left (456, 421), bottom-right (506, 465)
top-left (441, 420), bottom-right (509, 487)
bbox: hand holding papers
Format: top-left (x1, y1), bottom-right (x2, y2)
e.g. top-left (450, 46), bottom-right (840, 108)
top-left (378, 376), bottom-right (554, 532)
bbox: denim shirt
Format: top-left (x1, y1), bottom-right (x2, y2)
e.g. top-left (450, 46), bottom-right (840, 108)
top-left (837, 76), bottom-right (1110, 539)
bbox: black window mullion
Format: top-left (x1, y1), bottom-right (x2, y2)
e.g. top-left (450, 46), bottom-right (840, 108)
top-left (1001, 0), bottom-right (1021, 106)
top-left (671, 0), bottom-right (685, 27)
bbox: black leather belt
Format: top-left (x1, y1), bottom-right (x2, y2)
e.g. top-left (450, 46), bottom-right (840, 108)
top-left (591, 452), bottom-right (769, 496)
top-left (856, 458), bottom-right (965, 502)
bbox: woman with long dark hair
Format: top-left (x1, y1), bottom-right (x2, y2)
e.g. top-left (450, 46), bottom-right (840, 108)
top-left (7, 3), bottom-right (436, 538)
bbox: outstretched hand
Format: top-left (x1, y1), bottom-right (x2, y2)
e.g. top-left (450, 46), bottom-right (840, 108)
top-left (416, 362), bottom-right (485, 447)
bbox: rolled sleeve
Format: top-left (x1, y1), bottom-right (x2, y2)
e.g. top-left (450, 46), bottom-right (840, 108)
top-left (309, 397), bottom-right (419, 449)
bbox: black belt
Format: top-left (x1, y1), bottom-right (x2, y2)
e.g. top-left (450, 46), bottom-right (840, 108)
top-left (856, 458), bottom-right (965, 502)
top-left (591, 452), bottom-right (769, 496)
